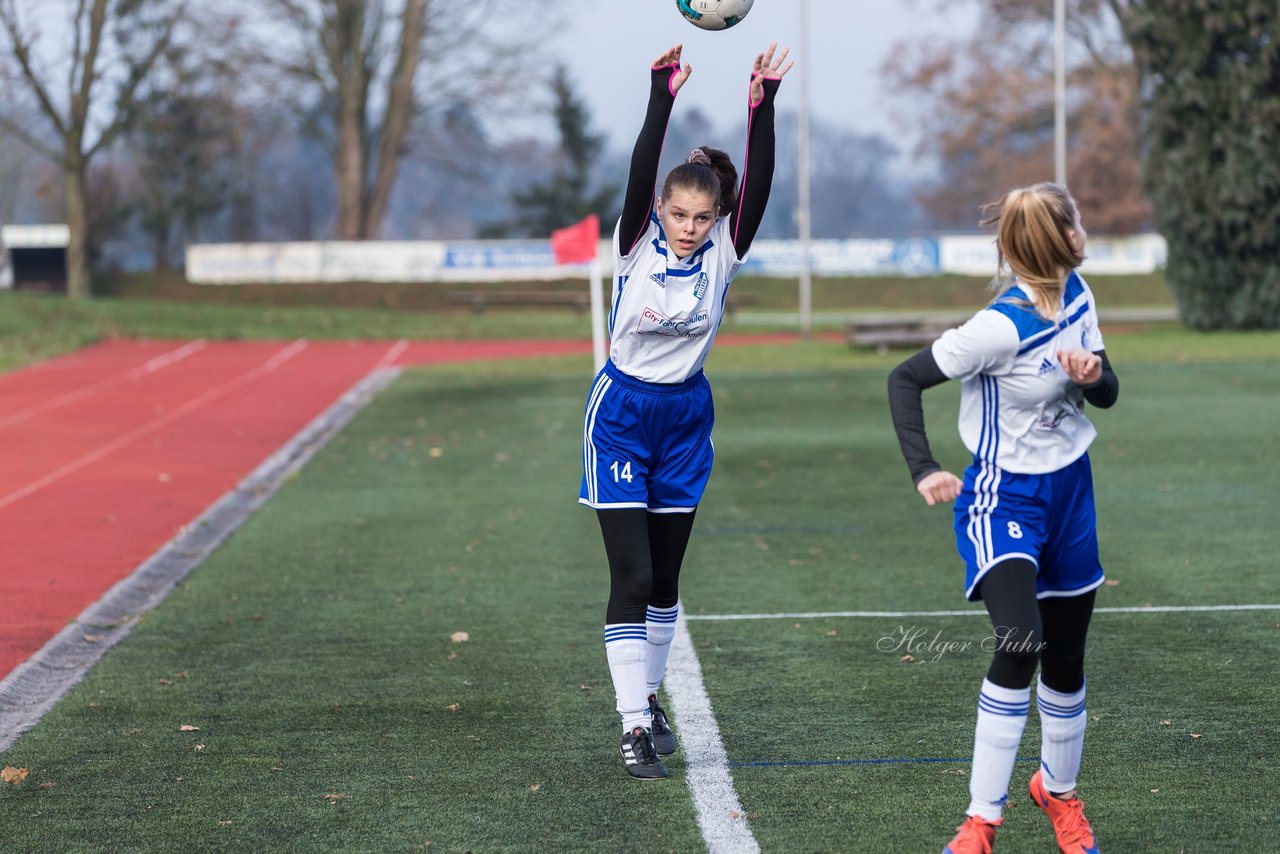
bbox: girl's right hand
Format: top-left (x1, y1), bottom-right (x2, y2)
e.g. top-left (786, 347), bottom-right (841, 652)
top-left (916, 470), bottom-right (963, 506)
top-left (653, 44), bottom-right (692, 93)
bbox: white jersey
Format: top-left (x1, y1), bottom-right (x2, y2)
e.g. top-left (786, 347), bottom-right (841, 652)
top-left (931, 272), bottom-right (1106, 475)
top-left (608, 212), bottom-right (746, 384)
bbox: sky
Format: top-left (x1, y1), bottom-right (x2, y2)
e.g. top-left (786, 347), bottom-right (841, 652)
top-left (555, 1), bottom-right (979, 148)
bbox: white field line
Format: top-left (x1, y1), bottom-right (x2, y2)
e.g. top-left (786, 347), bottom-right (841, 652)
top-left (0, 340), bottom-right (306, 512)
top-left (0, 367), bottom-right (403, 752)
top-left (685, 603), bottom-right (1280, 622)
top-left (665, 616), bottom-right (760, 854)
top-left (0, 339), bottom-right (208, 430)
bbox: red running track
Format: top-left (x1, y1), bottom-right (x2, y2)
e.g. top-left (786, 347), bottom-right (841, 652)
top-left (0, 337), bottom-right (599, 679)
top-left (0, 333), bottom-right (824, 680)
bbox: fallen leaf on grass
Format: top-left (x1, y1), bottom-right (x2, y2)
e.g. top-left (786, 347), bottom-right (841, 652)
top-left (447, 651), bottom-right (459, 660)
top-left (900, 655), bottom-right (915, 662)
top-left (2, 766), bottom-right (30, 785)
top-left (219, 820), bottom-right (232, 827)
top-left (324, 793), bottom-right (351, 803)
top-left (826, 630), bottom-right (838, 637)
top-left (579, 684), bottom-right (592, 692)
top-left (1151, 788), bottom-right (1160, 793)
top-left (446, 703), bottom-right (461, 712)
top-left (194, 744), bottom-right (207, 752)
top-left (450, 631), bottom-right (470, 644)
top-left (1189, 733), bottom-right (1203, 739)
top-left (529, 783), bottom-right (540, 792)
top-left (179, 725), bottom-right (200, 732)
top-left (1160, 720), bottom-right (1171, 726)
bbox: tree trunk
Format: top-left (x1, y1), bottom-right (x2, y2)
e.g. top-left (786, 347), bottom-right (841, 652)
top-left (63, 154), bottom-right (91, 298)
top-left (362, 0), bottom-right (426, 239)
top-left (335, 91), bottom-right (365, 239)
top-left (330, 0), bottom-right (368, 240)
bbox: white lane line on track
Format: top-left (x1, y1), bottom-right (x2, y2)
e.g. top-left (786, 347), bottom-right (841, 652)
top-left (0, 339), bottom-right (209, 431)
top-left (373, 339), bottom-right (409, 372)
top-left (665, 616), bottom-right (760, 854)
top-left (0, 340), bottom-right (306, 512)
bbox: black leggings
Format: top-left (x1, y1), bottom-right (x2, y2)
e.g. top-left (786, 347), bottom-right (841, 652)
top-left (978, 558), bottom-right (1095, 693)
top-left (597, 508), bottom-right (696, 624)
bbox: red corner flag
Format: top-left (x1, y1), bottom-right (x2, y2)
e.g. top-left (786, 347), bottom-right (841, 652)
top-left (550, 214), bottom-right (600, 265)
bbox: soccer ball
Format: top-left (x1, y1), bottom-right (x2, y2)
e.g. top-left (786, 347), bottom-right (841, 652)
top-left (675, 0), bottom-right (755, 31)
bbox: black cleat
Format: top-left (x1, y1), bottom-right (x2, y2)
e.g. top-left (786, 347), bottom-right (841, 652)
top-left (620, 726), bottom-right (668, 779)
top-left (648, 694), bottom-right (677, 755)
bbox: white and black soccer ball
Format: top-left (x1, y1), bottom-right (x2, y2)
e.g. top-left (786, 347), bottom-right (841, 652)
top-left (675, 0), bottom-right (755, 31)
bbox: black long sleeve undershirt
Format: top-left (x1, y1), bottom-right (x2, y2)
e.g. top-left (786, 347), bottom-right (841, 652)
top-left (618, 66), bottom-right (678, 257)
top-left (730, 78), bottom-right (780, 258)
top-left (887, 347), bottom-right (951, 485)
top-left (886, 347), bottom-right (1120, 485)
top-left (1082, 350), bottom-right (1119, 409)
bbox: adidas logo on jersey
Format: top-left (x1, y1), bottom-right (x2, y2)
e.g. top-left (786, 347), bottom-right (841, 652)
top-left (649, 272), bottom-right (667, 288)
top-left (1038, 357), bottom-right (1057, 376)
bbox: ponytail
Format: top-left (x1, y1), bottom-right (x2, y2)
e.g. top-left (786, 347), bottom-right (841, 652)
top-left (980, 182), bottom-right (1084, 319)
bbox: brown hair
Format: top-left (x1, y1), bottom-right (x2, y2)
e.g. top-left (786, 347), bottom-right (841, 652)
top-left (980, 182), bottom-right (1085, 319)
top-left (661, 146), bottom-right (738, 217)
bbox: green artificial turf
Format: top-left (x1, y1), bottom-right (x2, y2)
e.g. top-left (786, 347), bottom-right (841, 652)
top-left (1, 336), bottom-right (1277, 851)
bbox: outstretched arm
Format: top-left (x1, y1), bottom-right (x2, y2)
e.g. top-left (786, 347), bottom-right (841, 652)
top-left (730, 43), bottom-right (792, 258)
top-left (619, 45), bottom-right (692, 256)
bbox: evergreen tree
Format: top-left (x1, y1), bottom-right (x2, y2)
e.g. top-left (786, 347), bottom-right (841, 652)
top-left (489, 66), bottom-right (619, 237)
top-left (1120, 0), bottom-right (1280, 328)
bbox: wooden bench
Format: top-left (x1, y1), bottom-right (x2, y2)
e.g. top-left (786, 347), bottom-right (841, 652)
top-left (447, 290), bottom-right (760, 318)
top-left (846, 318), bottom-right (956, 354)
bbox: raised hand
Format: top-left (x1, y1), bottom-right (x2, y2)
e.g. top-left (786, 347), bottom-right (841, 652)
top-left (750, 42), bottom-right (793, 104)
top-left (653, 44), bottom-right (692, 94)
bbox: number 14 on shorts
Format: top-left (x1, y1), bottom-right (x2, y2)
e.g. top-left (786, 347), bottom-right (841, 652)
top-left (610, 460), bottom-right (635, 483)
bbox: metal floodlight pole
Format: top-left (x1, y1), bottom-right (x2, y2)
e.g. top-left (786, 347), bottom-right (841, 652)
top-left (797, 0), bottom-right (813, 338)
top-left (1054, 0), bottom-right (1067, 186)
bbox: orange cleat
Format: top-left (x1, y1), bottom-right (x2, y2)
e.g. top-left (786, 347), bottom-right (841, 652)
top-left (1029, 769), bottom-right (1100, 853)
top-left (942, 814), bottom-right (1001, 854)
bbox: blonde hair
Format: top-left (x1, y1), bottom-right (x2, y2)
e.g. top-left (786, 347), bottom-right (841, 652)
top-left (980, 183), bottom-right (1085, 319)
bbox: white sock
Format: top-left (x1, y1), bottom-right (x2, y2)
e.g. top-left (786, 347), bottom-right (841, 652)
top-left (644, 602), bottom-right (680, 696)
top-left (604, 625), bottom-right (650, 733)
top-left (1037, 677), bottom-right (1087, 794)
top-left (966, 678), bottom-right (1030, 821)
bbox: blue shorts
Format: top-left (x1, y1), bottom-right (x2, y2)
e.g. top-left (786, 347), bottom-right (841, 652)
top-left (579, 360), bottom-right (714, 513)
top-left (953, 452), bottom-right (1105, 601)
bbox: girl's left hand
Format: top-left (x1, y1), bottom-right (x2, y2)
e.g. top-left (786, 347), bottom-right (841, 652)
top-left (1057, 348), bottom-right (1102, 386)
top-left (750, 42), bottom-right (793, 104)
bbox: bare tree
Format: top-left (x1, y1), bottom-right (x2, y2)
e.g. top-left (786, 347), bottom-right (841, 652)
top-left (256, 0), bottom-right (558, 240)
top-left (882, 1), bottom-right (1150, 233)
top-left (0, 0), bottom-right (188, 297)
